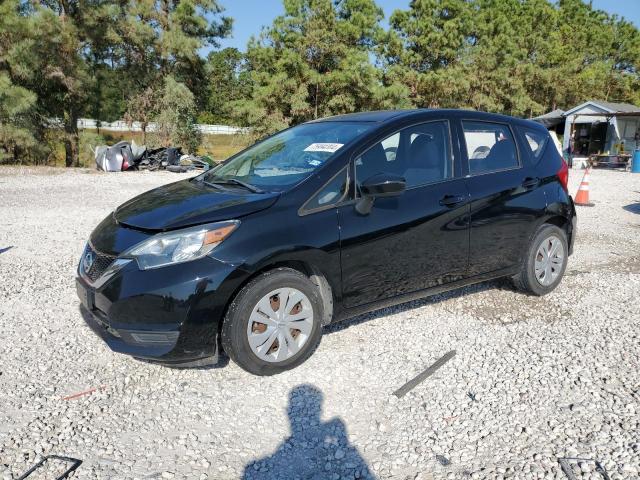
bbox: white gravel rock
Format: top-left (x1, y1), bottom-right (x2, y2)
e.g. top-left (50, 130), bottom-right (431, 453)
top-left (0, 166), bottom-right (638, 479)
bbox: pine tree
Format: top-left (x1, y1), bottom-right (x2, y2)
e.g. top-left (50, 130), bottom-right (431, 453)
top-left (0, 74), bottom-right (38, 163)
top-left (0, 1), bottom-right (42, 163)
top-left (385, 0), bottom-right (640, 116)
top-left (235, 0), bottom-right (406, 137)
top-left (203, 48), bottom-right (251, 124)
top-left (384, 0), bottom-right (475, 108)
top-left (151, 76), bottom-right (202, 153)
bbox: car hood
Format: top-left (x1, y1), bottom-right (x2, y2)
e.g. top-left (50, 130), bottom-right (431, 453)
top-left (114, 179), bottom-right (280, 231)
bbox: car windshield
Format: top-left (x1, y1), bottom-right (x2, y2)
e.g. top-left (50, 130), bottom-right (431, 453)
top-left (202, 121), bottom-right (372, 191)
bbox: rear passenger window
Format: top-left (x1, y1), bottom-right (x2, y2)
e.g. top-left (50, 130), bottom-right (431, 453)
top-left (522, 129), bottom-right (549, 160)
top-left (462, 121), bottom-right (519, 174)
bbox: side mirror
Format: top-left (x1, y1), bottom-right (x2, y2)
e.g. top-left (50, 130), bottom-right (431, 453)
top-left (355, 173), bottom-right (406, 215)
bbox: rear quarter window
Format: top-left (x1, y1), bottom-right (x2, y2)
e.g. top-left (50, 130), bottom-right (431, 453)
top-left (520, 128), bottom-right (549, 161)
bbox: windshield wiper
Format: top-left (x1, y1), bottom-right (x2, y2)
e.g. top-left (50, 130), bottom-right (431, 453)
top-left (203, 177), bottom-right (265, 194)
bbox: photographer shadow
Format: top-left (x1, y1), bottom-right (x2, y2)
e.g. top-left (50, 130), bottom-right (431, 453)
top-left (243, 384), bottom-right (373, 480)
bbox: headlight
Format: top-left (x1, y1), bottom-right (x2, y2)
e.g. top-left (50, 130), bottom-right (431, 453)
top-left (124, 221), bottom-right (239, 270)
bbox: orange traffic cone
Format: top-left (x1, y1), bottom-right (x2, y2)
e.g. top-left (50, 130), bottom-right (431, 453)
top-left (574, 168), bottom-right (594, 207)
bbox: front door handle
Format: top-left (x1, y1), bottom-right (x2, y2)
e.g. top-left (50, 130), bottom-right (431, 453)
top-left (439, 194), bottom-right (466, 207)
top-left (522, 177), bottom-right (540, 189)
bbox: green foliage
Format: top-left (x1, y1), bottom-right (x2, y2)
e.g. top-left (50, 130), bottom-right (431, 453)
top-left (150, 76), bottom-right (202, 153)
top-left (202, 48), bottom-right (251, 124)
top-left (78, 131), bottom-right (107, 168)
top-left (383, 0), bottom-right (474, 108)
top-left (0, 2), bottom-right (35, 162)
top-left (0, 73), bottom-right (39, 163)
top-left (0, 0), bottom-right (639, 165)
top-left (383, 0), bottom-right (640, 116)
top-left (233, 0), bottom-right (407, 137)
top-left (0, 0), bottom-right (230, 165)
top-left (124, 86), bottom-right (161, 145)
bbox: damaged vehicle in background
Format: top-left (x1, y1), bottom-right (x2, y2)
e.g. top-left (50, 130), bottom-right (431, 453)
top-left (76, 109), bottom-right (576, 375)
top-left (94, 141), bottom-right (211, 172)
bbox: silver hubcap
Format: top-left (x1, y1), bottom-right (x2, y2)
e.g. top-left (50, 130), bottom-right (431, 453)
top-left (534, 235), bottom-right (564, 286)
top-left (246, 288), bottom-right (314, 363)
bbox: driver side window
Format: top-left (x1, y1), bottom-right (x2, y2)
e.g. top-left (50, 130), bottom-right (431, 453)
top-left (355, 121), bottom-right (452, 189)
top-left (355, 132), bottom-right (400, 184)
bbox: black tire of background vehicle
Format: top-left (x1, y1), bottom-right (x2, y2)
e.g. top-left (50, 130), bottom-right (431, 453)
top-left (512, 224), bottom-right (568, 296)
top-left (221, 268), bottom-right (324, 375)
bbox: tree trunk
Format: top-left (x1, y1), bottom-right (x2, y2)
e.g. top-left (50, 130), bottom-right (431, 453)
top-left (314, 81), bottom-right (319, 119)
top-left (64, 110), bottom-right (79, 167)
top-left (13, 145), bottom-right (20, 165)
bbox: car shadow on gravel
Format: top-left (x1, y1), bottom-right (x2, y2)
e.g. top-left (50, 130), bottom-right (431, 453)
top-left (325, 278), bottom-right (512, 335)
top-left (242, 384), bottom-right (373, 480)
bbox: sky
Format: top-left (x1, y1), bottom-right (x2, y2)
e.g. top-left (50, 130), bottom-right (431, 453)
top-left (214, 0), bottom-right (640, 52)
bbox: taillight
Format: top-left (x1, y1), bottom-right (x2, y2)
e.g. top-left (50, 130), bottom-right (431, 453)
top-left (557, 157), bottom-right (569, 192)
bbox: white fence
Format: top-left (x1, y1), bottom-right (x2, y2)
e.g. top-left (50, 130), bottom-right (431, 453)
top-left (76, 118), bottom-right (247, 135)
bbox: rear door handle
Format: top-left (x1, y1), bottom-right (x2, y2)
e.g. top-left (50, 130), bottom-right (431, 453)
top-left (522, 177), bottom-right (540, 189)
top-left (439, 194), bottom-right (466, 207)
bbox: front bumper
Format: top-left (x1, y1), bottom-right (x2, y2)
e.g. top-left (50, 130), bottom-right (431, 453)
top-left (78, 298), bottom-right (191, 361)
top-left (76, 252), bottom-right (245, 365)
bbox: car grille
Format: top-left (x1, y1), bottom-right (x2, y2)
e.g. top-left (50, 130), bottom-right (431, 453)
top-left (81, 243), bottom-right (117, 283)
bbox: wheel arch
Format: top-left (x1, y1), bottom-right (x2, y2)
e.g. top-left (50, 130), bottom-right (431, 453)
top-left (517, 213), bottom-right (573, 269)
top-left (541, 214), bottom-right (573, 249)
top-left (219, 256), bottom-right (337, 338)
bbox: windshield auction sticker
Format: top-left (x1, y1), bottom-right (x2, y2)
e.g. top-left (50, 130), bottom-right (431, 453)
top-left (304, 143), bottom-right (344, 153)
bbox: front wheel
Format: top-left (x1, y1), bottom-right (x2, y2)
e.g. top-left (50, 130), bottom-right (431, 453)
top-left (513, 224), bottom-right (568, 296)
top-left (221, 268), bottom-right (324, 375)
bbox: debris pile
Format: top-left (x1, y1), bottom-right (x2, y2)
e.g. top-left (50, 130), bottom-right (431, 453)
top-left (94, 141), bottom-right (211, 173)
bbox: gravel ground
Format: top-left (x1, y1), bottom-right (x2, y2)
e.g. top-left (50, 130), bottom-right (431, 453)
top-left (0, 166), bottom-right (638, 480)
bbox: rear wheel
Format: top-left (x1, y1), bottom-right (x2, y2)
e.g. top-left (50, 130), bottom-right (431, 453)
top-left (513, 224), bottom-right (568, 296)
top-left (221, 268), bottom-right (324, 375)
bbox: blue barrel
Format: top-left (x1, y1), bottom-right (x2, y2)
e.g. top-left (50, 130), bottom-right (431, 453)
top-left (633, 150), bottom-right (640, 173)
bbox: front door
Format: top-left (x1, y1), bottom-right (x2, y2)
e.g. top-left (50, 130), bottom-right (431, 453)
top-left (338, 120), bottom-right (470, 309)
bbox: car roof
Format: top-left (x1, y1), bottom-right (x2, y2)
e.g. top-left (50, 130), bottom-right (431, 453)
top-left (310, 110), bottom-right (423, 123)
top-left (311, 108), bottom-right (546, 130)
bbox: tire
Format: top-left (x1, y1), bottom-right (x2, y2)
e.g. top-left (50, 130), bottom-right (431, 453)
top-left (512, 224), bottom-right (568, 296)
top-left (221, 268), bottom-right (324, 375)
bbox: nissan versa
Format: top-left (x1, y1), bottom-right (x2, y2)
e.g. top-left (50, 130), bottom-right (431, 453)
top-left (76, 109), bottom-right (576, 375)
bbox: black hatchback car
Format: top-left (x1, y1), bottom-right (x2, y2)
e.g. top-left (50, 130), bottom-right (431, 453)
top-left (77, 109), bottom-right (576, 375)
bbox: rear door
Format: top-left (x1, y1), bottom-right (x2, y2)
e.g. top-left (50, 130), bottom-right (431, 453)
top-left (338, 119), bottom-right (470, 308)
top-left (459, 119), bottom-right (547, 276)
